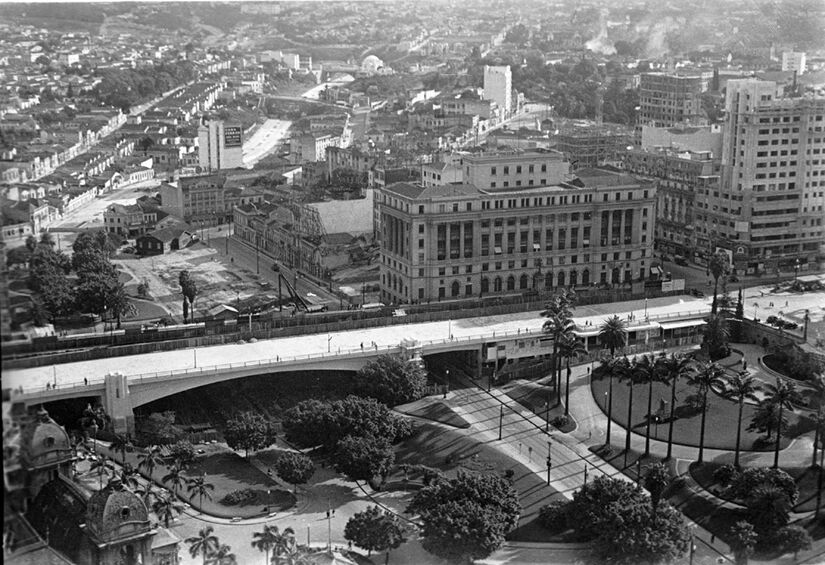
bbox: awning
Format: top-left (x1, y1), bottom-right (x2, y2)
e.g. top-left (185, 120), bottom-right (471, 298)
top-left (494, 247), bottom-right (502, 254)
top-left (533, 243), bottom-right (541, 251)
top-left (626, 322), bottom-right (660, 333)
top-left (573, 328), bottom-right (601, 338)
top-left (659, 319), bottom-right (707, 331)
top-left (650, 266), bottom-right (664, 275)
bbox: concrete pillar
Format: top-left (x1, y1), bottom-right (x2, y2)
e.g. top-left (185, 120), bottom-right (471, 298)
top-left (104, 372), bottom-right (134, 435)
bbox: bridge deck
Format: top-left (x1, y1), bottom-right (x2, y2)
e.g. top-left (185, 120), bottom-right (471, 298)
top-left (4, 296), bottom-right (709, 397)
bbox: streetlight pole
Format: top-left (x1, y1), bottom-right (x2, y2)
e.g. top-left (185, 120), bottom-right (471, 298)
top-left (794, 258), bottom-right (800, 282)
top-left (498, 405), bottom-right (503, 441)
top-left (583, 464), bottom-right (588, 487)
top-left (546, 440), bottom-right (552, 485)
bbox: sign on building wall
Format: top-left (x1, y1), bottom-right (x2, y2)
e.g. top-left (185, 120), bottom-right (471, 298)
top-left (224, 126), bottom-right (242, 147)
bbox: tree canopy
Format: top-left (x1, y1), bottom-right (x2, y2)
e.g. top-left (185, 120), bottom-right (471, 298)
top-left (353, 354), bottom-right (429, 406)
top-left (282, 395), bottom-right (409, 449)
top-left (223, 411), bottom-right (277, 457)
top-left (274, 451), bottom-right (315, 491)
top-left (334, 435), bottom-right (395, 486)
top-left (407, 470), bottom-right (520, 563)
top-left (344, 505), bottom-right (407, 557)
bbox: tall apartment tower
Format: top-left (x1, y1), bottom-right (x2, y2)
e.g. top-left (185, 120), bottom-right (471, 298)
top-left (198, 118), bottom-right (244, 171)
top-left (483, 65), bottom-right (512, 119)
top-left (705, 78), bottom-right (825, 275)
top-left (636, 73), bottom-right (706, 140)
top-left (781, 51), bottom-right (807, 75)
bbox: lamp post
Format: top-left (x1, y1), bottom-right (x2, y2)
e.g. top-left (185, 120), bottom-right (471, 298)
top-left (794, 258), bottom-right (800, 282)
top-left (498, 405), bottom-right (504, 441)
top-left (604, 391), bottom-right (610, 446)
top-left (583, 464), bottom-right (588, 487)
top-left (546, 440), bottom-right (552, 485)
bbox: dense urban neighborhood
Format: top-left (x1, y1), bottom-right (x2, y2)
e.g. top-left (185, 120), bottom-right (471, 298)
top-left (2, 1), bottom-right (825, 564)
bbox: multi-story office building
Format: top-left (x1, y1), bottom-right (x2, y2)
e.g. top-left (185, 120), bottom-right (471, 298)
top-left (160, 174), bottom-right (264, 225)
top-left (621, 148), bottom-right (721, 259)
top-left (198, 118), bottom-right (244, 171)
top-left (637, 73), bottom-right (706, 136)
top-left (483, 65), bottom-right (512, 119)
top-left (781, 51), bottom-right (806, 75)
top-left (377, 166), bottom-right (656, 304)
top-left (708, 79), bottom-right (825, 274)
top-left (461, 149), bottom-right (570, 190)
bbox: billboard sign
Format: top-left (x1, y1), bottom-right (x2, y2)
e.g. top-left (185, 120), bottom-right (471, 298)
top-left (224, 126), bottom-right (242, 148)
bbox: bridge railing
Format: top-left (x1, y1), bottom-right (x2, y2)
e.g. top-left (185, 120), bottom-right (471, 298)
top-left (13, 320), bottom-right (706, 399)
top-left (14, 326), bottom-right (548, 397)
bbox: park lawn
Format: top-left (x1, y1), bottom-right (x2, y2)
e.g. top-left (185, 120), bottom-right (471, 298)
top-left (183, 449), bottom-right (295, 518)
top-left (393, 421), bottom-right (574, 542)
top-left (590, 371), bottom-right (810, 451)
top-left (126, 298), bottom-right (169, 321)
top-left (99, 443), bottom-right (294, 519)
top-left (502, 380), bottom-right (577, 433)
top-left (689, 461), bottom-right (823, 513)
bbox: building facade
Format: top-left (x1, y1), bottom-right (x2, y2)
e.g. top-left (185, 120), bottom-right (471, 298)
top-left (781, 51), bottom-right (806, 75)
top-left (637, 73), bottom-right (706, 135)
top-left (621, 148), bottom-right (721, 259)
top-left (460, 149), bottom-right (570, 191)
top-left (483, 65), bottom-right (512, 119)
top-left (377, 167), bottom-right (656, 304)
top-left (710, 79), bottom-right (825, 274)
top-left (556, 126), bottom-right (632, 168)
top-left (197, 119), bottom-right (244, 171)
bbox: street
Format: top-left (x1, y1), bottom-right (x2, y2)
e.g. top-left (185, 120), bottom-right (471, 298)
top-left (243, 118), bottom-right (292, 167)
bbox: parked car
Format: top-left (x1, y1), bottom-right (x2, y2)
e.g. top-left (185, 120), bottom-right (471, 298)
top-left (766, 315), bottom-right (779, 325)
top-left (781, 321), bottom-right (798, 330)
top-left (674, 255), bottom-right (688, 266)
top-left (689, 288), bottom-right (704, 298)
top-left (728, 275), bottom-right (739, 282)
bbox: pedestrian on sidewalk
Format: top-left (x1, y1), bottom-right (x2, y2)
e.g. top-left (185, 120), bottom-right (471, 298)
top-left (84, 377), bottom-right (88, 385)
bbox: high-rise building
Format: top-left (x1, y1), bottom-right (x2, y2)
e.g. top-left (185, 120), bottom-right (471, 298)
top-left (781, 51), bottom-right (807, 75)
top-left (637, 73), bottom-right (706, 136)
top-left (198, 118), bottom-right (244, 171)
top-left (377, 164), bottom-right (656, 305)
top-left (708, 79), bottom-right (825, 274)
top-left (483, 65), bottom-right (512, 119)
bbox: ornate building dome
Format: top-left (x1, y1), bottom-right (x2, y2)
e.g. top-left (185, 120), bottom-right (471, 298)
top-left (18, 407), bottom-right (72, 470)
top-left (85, 478), bottom-right (151, 543)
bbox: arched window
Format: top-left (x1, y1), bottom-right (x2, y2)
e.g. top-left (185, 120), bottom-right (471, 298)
top-left (507, 275), bottom-right (516, 291)
top-left (451, 280), bottom-right (460, 297)
top-left (557, 270), bottom-right (565, 287)
top-left (519, 274), bottom-right (529, 289)
top-left (570, 270), bottom-right (578, 286)
top-left (481, 277), bottom-right (489, 293)
top-left (494, 277), bottom-right (502, 291)
top-left (545, 272), bottom-right (553, 289)
top-left (582, 269), bottom-right (590, 285)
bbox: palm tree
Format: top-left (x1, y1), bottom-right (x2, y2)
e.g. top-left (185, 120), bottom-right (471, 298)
top-left (658, 353), bottom-right (694, 460)
top-left (763, 378), bottom-right (803, 468)
top-left (811, 374), bottom-right (825, 468)
top-left (708, 251), bottom-right (730, 315)
top-left (723, 372), bottom-right (763, 467)
top-left (687, 361), bottom-right (726, 464)
top-left (162, 465), bottom-right (186, 498)
top-left (618, 357), bottom-right (640, 453)
top-left (728, 521), bottom-right (758, 565)
top-left (543, 313), bottom-right (575, 403)
top-left (271, 526), bottom-right (297, 565)
top-left (187, 474), bottom-right (215, 510)
top-left (634, 354), bottom-right (660, 456)
top-left (251, 524), bottom-right (279, 565)
top-left (109, 433), bottom-right (130, 465)
top-left (599, 316), bottom-right (628, 447)
top-left (138, 445), bottom-right (164, 481)
top-left (542, 290), bottom-right (576, 388)
top-left (186, 526), bottom-right (219, 565)
top-left (558, 333), bottom-right (586, 416)
top-left (599, 315), bottom-right (628, 357)
top-left (119, 463), bottom-right (141, 491)
top-left (206, 543), bottom-right (236, 565)
top-left (152, 494), bottom-right (183, 528)
top-left (90, 456), bottom-right (115, 489)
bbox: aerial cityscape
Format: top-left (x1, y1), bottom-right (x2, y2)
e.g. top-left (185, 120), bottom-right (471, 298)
top-left (2, 1), bottom-right (825, 564)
